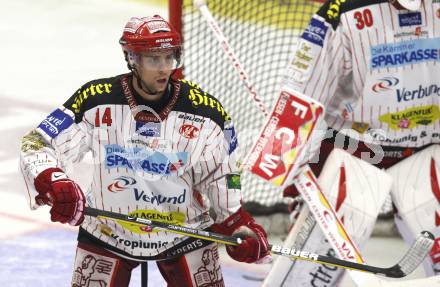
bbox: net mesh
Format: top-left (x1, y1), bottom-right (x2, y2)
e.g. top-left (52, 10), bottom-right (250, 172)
top-left (171, 0), bottom-right (322, 206)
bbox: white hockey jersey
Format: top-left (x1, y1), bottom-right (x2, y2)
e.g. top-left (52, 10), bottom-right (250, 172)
top-left (284, 0), bottom-right (440, 147)
top-left (20, 74), bottom-right (242, 259)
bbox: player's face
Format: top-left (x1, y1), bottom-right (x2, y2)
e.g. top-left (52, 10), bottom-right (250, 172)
top-left (137, 50), bottom-right (176, 94)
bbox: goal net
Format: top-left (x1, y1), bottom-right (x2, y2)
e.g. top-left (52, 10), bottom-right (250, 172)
top-left (169, 0), bottom-right (323, 210)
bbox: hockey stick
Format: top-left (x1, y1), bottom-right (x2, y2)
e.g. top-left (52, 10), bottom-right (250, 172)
top-left (85, 207), bottom-right (434, 278)
top-left (192, 0), bottom-right (268, 117)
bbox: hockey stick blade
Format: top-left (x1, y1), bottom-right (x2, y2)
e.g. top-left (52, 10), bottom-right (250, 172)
top-left (85, 207), bottom-right (433, 278)
top-left (386, 230), bottom-right (435, 278)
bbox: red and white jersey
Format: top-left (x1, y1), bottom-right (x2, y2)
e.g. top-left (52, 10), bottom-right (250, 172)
top-left (20, 74), bottom-right (242, 259)
top-left (284, 0), bottom-right (440, 147)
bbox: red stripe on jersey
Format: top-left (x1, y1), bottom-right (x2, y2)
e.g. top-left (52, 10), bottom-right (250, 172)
top-left (344, 14), bottom-right (364, 109)
top-left (114, 106), bottom-right (119, 152)
top-left (120, 105), bottom-right (124, 136)
top-left (387, 3), bottom-right (396, 31)
top-left (180, 113), bottom-right (189, 151)
top-left (98, 129), bottom-right (105, 209)
top-left (378, 5), bottom-right (391, 74)
top-left (431, 158), bottom-right (440, 204)
top-left (323, 72), bottom-right (339, 108)
top-left (317, 35), bottom-right (338, 101)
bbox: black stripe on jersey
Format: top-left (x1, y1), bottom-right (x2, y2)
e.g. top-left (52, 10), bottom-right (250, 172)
top-left (63, 74), bottom-right (230, 130)
top-left (173, 79), bottom-right (231, 130)
top-left (318, 0), bottom-right (388, 29)
top-left (64, 74), bottom-right (128, 123)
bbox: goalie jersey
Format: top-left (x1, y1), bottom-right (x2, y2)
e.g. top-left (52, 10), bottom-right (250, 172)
top-left (284, 0), bottom-right (440, 148)
top-left (20, 73), bottom-right (242, 259)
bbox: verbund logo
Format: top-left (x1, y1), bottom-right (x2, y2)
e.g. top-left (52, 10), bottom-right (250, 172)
top-left (134, 188), bottom-right (187, 205)
top-left (397, 84), bottom-right (440, 102)
top-left (108, 176), bottom-right (137, 192)
top-left (372, 77), bottom-right (400, 93)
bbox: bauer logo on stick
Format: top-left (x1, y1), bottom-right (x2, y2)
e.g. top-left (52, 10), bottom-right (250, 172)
top-left (243, 87), bottom-right (324, 188)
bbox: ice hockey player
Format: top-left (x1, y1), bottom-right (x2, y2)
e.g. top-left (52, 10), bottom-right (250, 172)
top-left (20, 15), bottom-right (270, 287)
top-left (264, 0), bottom-right (440, 285)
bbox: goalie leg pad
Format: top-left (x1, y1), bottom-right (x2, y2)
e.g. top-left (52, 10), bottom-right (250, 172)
top-left (264, 148), bottom-right (392, 286)
top-left (387, 144), bottom-right (440, 276)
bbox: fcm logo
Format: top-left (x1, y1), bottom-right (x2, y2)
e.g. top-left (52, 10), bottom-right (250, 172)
top-left (372, 77), bottom-right (400, 93)
top-left (108, 176), bottom-right (137, 192)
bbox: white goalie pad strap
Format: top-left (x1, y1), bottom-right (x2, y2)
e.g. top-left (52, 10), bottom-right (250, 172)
top-left (263, 148), bottom-right (392, 287)
top-left (387, 144), bottom-right (440, 275)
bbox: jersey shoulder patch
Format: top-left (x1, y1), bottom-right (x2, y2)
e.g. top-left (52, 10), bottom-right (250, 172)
top-left (318, 0), bottom-right (387, 29)
top-left (64, 74), bottom-right (127, 121)
top-left (175, 79), bottom-right (231, 129)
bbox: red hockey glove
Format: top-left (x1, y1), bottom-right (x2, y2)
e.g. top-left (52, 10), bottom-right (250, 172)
top-left (34, 168), bottom-right (85, 226)
top-left (211, 208), bottom-right (271, 264)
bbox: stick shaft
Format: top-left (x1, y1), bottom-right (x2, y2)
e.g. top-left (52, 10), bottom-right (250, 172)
top-left (85, 207), bottom-right (433, 278)
top-left (196, 3), bottom-right (268, 117)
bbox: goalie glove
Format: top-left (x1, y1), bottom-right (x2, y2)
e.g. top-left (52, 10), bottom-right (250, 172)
top-left (34, 167), bottom-right (85, 226)
top-left (211, 208), bottom-right (272, 264)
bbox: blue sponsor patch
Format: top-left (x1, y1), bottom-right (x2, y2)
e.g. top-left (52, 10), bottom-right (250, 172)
top-left (370, 38), bottom-right (440, 69)
top-left (301, 18), bottom-right (328, 47)
top-left (104, 144), bottom-right (187, 175)
top-left (398, 12), bottom-right (422, 27)
top-left (136, 122), bottom-right (161, 137)
top-left (224, 122), bottom-right (238, 155)
top-left (38, 109), bottom-right (74, 138)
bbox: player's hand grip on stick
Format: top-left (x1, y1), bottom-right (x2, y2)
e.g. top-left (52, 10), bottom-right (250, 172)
top-left (34, 167), bottom-right (85, 226)
top-left (211, 207), bottom-right (272, 264)
top-left (85, 207), bottom-right (434, 278)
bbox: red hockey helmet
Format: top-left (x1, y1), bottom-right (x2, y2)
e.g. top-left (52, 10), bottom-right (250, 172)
top-left (119, 15), bottom-right (182, 69)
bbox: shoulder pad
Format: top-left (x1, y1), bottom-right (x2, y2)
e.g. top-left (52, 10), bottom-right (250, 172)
top-left (65, 75), bottom-right (125, 118)
top-left (177, 79), bottom-right (231, 129)
top-left (318, 0), bottom-right (386, 30)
